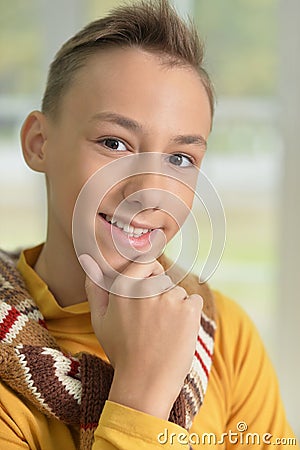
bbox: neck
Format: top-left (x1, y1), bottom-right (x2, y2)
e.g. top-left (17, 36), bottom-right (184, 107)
top-left (34, 228), bottom-right (87, 308)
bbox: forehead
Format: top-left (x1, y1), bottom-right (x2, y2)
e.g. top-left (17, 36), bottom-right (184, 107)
top-left (60, 47), bottom-right (212, 136)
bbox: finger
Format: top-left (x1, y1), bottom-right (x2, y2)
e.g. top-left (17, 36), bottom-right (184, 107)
top-left (133, 228), bottom-right (167, 264)
top-left (166, 285), bottom-right (188, 300)
top-left (108, 237), bottom-right (171, 299)
top-left (187, 294), bottom-right (204, 325)
top-left (78, 253), bottom-right (109, 317)
top-left (189, 294), bottom-right (203, 308)
top-left (134, 273), bottom-right (174, 299)
top-left (79, 253), bottom-right (106, 286)
top-left (111, 267), bottom-right (174, 299)
top-left (120, 254), bottom-right (165, 279)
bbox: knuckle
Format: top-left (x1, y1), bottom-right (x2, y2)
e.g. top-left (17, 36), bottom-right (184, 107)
top-left (167, 285), bottom-right (187, 300)
top-left (187, 293), bottom-right (201, 306)
top-left (190, 293), bottom-right (203, 305)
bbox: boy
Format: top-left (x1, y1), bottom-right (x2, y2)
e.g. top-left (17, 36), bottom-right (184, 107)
top-left (0, 0), bottom-right (298, 449)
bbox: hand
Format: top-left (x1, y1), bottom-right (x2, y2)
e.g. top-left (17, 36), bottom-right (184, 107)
top-left (79, 253), bottom-right (203, 420)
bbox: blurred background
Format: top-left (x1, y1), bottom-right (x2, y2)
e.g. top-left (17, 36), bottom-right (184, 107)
top-left (0, 0), bottom-right (299, 436)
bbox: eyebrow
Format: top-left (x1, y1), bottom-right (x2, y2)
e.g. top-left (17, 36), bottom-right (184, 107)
top-left (90, 112), bottom-right (142, 132)
top-left (172, 134), bottom-right (207, 149)
top-left (89, 111), bottom-right (207, 150)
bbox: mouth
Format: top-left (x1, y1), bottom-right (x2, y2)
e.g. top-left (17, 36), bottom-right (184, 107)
top-left (98, 212), bottom-right (155, 236)
top-left (97, 212), bottom-right (159, 248)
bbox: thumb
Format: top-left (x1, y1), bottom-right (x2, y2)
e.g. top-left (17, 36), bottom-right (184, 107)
top-left (78, 253), bottom-right (109, 317)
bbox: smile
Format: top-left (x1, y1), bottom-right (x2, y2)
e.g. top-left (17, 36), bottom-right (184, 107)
top-left (99, 213), bottom-right (154, 237)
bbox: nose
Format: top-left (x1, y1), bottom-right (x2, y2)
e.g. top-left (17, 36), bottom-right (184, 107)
top-left (124, 173), bottom-right (166, 210)
top-left (122, 152), bottom-right (168, 211)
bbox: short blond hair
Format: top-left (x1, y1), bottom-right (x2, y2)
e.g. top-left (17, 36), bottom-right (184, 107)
top-left (42, 0), bottom-right (215, 118)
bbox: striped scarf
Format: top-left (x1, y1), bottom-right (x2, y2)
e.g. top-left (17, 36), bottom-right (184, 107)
top-left (0, 248), bottom-right (216, 449)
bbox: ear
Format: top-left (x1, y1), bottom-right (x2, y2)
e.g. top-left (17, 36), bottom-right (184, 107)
top-left (20, 110), bottom-right (48, 173)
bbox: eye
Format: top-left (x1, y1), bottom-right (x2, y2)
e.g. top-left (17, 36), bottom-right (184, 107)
top-left (169, 153), bottom-right (194, 167)
top-left (100, 138), bottom-right (128, 152)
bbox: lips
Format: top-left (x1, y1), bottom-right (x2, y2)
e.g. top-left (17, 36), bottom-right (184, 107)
top-left (97, 212), bottom-right (155, 249)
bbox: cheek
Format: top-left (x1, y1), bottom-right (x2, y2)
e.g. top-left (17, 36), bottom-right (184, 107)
top-left (175, 183), bottom-right (195, 211)
top-left (46, 161), bottom-right (92, 235)
top-left (166, 190), bottom-right (195, 238)
top-left (45, 143), bottom-right (97, 200)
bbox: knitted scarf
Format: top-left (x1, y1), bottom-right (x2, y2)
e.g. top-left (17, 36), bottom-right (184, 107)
top-left (0, 248), bottom-right (216, 450)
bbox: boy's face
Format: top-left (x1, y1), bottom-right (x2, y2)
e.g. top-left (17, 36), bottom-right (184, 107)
top-left (39, 47), bottom-right (211, 272)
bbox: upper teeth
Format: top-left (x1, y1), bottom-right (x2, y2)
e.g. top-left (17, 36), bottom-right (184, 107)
top-left (104, 214), bottom-right (152, 237)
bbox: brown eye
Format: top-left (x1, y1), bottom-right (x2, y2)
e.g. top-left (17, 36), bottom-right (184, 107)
top-left (103, 138), bottom-right (127, 151)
